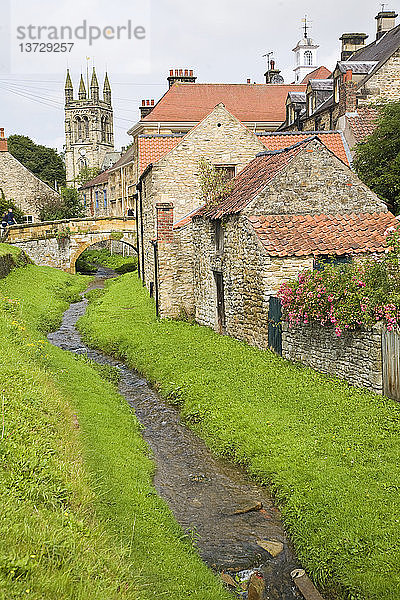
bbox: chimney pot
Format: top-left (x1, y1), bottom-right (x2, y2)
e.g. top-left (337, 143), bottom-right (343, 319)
top-left (179, 69), bottom-right (183, 76)
top-left (0, 128), bottom-right (4, 138)
top-left (151, 99), bottom-right (155, 105)
top-left (169, 69), bottom-right (173, 76)
top-left (271, 59), bottom-right (275, 69)
top-left (189, 70), bottom-right (193, 76)
top-left (175, 69), bottom-right (178, 76)
top-left (247, 78), bottom-right (251, 84)
top-left (184, 69), bottom-right (188, 76)
top-left (141, 99), bottom-right (146, 106)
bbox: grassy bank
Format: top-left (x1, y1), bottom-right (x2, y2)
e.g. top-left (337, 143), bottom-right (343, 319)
top-left (76, 247), bottom-right (137, 275)
top-left (78, 273), bottom-right (400, 600)
top-left (0, 264), bottom-right (229, 600)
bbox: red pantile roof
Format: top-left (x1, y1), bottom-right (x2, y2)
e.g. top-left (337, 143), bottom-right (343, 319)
top-left (199, 143), bottom-right (305, 219)
top-left (248, 212), bottom-right (396, 257)
top-left (80, 170), bottom-right (110, 189)
top-left (258, 131), bottom-right (350, 165)
top-left (140, 83), bottom-right (307, 123)
top-left (346, 106), bottom-right (379, 144)
top-left (138, 135), bottom-right (183, 174)
top-left (301, 66), bottom-right (332, 84)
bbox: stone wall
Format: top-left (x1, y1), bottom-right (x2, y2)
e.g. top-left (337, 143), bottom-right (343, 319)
top-left (0, 151), bottom-right (60, 220)
top-left (192, 215), bottom-right (312, 348)
top-left (282, 322), bottom-right (383, 394)
top-left (243, 140), bottom-right (386, 216)
top-left (138, 103), bottom-right (265, 293)
top-left (158, 223), bottom-right (195, 319)
top-left (362, 48), bottom-right (400, 101)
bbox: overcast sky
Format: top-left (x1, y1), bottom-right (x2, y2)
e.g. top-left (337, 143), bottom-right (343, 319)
top-left (0, 0), bottom-right (394, 152)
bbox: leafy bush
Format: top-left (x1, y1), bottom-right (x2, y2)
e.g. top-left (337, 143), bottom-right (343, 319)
top-left (75, 248), bottom-right (137, 274)
top-left (278, 224), bottom-right (400, 336)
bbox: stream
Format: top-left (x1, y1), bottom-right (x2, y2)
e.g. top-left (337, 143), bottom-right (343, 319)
top-left (48, 267), bottom-right (303, 600)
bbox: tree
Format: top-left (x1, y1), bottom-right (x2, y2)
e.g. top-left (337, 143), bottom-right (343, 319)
top-left (353, 102), bottom-right (400, 214)
top-left (75, 166), bottom-right (101, 188)
top-left (7, 135), bottom-right (66, 188)
top-left (0, 188), bottom-right (25, 223)
top-left (38, 187), bottom-right (84, 221)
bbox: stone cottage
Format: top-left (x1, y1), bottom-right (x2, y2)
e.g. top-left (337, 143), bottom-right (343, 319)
top-left (153, 136), bottom-right (396, 349)
top-left (80, 169), bottom-right (110, 217)
top-left (136, 103), bottom-right (266, 287)
top-left (0, 128), bottom-right (60, 222)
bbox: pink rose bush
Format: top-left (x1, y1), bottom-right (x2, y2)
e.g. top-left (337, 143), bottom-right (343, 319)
top-left (278, 255), bottom-right (400, 337)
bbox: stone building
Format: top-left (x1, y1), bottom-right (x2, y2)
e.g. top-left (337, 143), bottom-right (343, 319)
top-left (64, 69), bottom-right (115, 187)
top-left (136, 103), bottom-right (266, 288)
top-left (79, 169), bottom-right (110, 217)
top-left (0, 128), bottom-right (60, 222)
top-left (282, 9), bottom-right (400, 140)
top-left (107, 146), bottom-right (136, 216)
top-left (152, 136), bottom-right (395, 350)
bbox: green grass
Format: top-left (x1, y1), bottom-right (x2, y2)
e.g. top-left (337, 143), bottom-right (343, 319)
top-left (0, 265), bottom-right (230, 600)
top-left (76, 248), bottom-right (137, 275)
top-left (0, 243), bottom-right (22, 259)
top-left (78, 273), bottom-right (400, 600)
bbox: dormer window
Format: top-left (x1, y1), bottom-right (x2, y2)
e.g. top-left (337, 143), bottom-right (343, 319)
top-left (214, 219), bottom-right (224, 253)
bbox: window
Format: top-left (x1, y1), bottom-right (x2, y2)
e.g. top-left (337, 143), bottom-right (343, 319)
top-left (296, 52), bottom-right (300, 65)
top-left (24, 215), bottom-right (33, 223)
top-left (334, 77), bottom-right (340, 103)
top-left (215, 165), bottom-right (236, 181)
top-left (307, 94), bottom-right (313, 115)
top-left (95, 191), bottom-right (99, 210)
top-left (314, 255), bottom-right (352, 271)
top-left (103, 189), bottom-right (107, 208)
top-left (214, 219), bottom-right (224, 253)
top-left (83, 116), bottom-right (89, 139)
top-left (83, 193), bottom-right (86, 208)
top-left (304, 50), bottom-right (313, 66)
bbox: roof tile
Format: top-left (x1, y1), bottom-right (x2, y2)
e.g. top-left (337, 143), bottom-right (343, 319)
top-left (248, 212), bottom-right (397, 256)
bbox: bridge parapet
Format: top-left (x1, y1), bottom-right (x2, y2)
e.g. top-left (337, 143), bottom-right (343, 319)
top-left (4, 217), bottom-right (137, 273)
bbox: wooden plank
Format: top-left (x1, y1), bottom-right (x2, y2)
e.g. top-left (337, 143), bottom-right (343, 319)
top-left (382, 328), bottom-right (400, 401)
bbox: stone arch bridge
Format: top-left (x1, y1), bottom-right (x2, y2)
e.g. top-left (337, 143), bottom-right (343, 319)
top-left (4, 217), bottom-right (137, 273)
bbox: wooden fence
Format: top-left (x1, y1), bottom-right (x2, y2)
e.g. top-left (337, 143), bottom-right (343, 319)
top-left (382, 328), bottom-right (400, 401)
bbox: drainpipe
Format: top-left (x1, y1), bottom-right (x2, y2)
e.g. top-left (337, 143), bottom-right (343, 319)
top-left (151, 239), bottom-right (159, 317)
top-left (136, 181), bottom-right (145, 284)
top-left (134, 192), bottom-right (140, 280)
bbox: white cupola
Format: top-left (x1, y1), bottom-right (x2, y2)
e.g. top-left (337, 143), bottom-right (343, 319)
top-left (292, 17), bottom-right (319, 83)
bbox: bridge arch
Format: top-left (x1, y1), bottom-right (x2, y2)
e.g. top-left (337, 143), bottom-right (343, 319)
top-left (70, 236), bottom-right (138, 274)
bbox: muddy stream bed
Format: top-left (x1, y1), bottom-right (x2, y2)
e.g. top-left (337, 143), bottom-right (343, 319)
top-left (48, 267), bottom-right (304, 600)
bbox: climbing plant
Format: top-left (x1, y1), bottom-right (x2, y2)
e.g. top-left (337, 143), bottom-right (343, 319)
top-left (198, 158), bottom-right (234, 206)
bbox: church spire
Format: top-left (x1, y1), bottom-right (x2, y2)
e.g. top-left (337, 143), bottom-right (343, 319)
top-left (65, 69), bottom-right (73, 104)
top-left (90, 67), bottom-right (99, 101)
top-left (78, 75), bottom-right (87, 101)
top-left (103, 72), bottom-right (111, 105)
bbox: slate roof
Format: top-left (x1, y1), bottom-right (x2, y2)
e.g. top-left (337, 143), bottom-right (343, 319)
top-left (80, 170), bottom-right (110, 189)
top-left (337, 61), bottom-right (378, 74)
top-left (350, 24), bottom-right (400, 64)
top-left (288, 91), bottom-right (306, 103)
top-left (307, 79), bottom-right (334, 91)
top-left (108, 146), bottom-right (135, 172)
top-left (301, 66), bottom-right (332, 83)
top-left (138, 134), bottom-right (184, 175)
top-left (138, 83), bottom-right (307, 124)
top-left (248, 212), bottom-right (397, 257)
top-left (257, 131), bottom-right (350, 165)
top-left (346, 106), bottom-right (379, 143)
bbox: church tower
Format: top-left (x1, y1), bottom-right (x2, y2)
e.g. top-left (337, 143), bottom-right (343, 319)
top-left (292, 18), bottom-right (319, 83)
top-left (64, 68), bottom-right (114, 187)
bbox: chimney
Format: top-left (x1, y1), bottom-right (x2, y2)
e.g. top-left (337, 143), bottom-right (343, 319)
top-left (339, 69), bottom-right (357, 116)
top-left (140, 99), bottom-right (155, 118)
top-left (339, 33), bottom-right (368, 60)
top-left (156, 202), bottom-right (174, 242)
top-left (247, 78), bottom-right (251, 83)
top-left (376, 10), bottom-right (398, 39)
top-left (167, 68), bottom-right (197, 88)
top-left (264, 60), bottom-right (284, 84)
top-left (0, 128), bottom-right (8, 152)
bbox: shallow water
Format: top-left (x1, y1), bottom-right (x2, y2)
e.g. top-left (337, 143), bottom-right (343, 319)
top-left (48, 268), bottom-right (303, 599)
